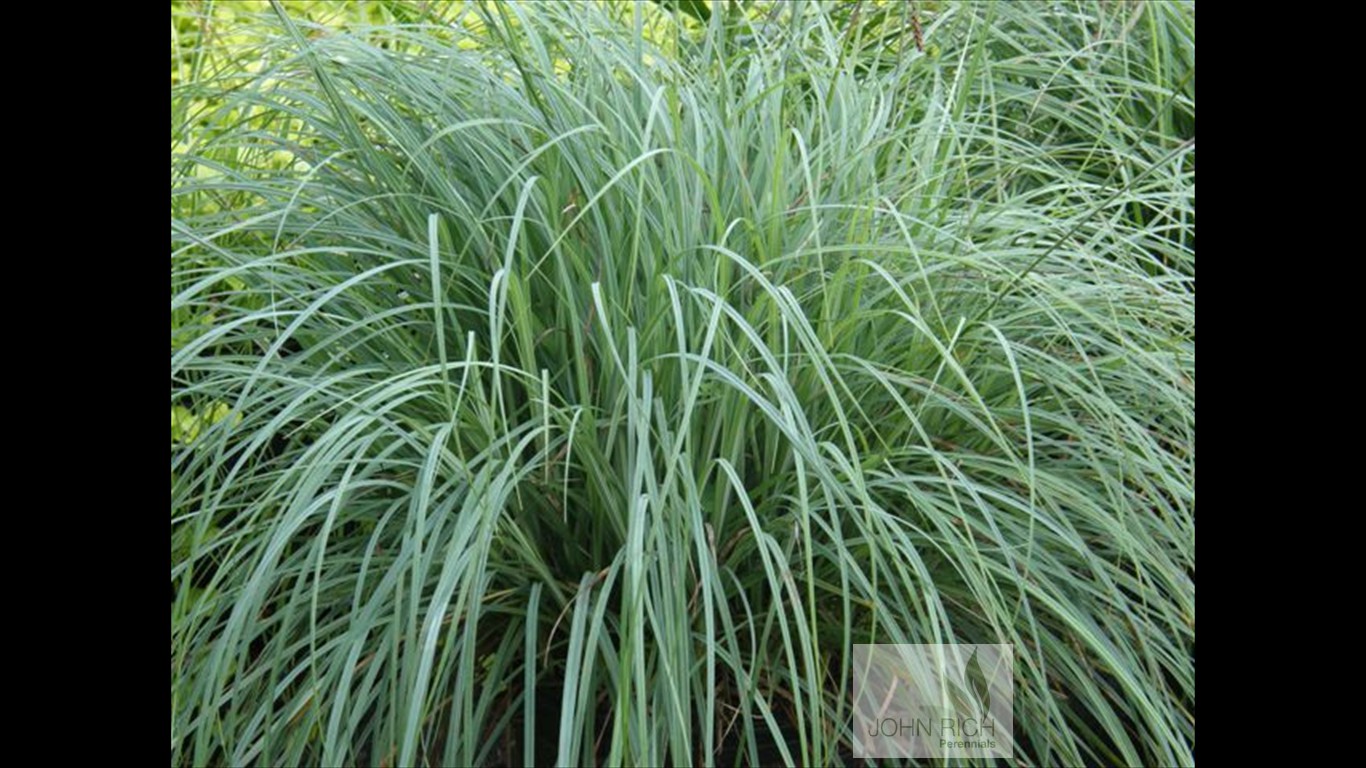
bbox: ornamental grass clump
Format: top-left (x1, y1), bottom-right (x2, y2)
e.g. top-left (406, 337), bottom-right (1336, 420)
top-left (171, 2), bottom-right (1194, 765)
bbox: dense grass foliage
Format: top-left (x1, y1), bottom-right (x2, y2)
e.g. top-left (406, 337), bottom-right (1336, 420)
top-left (171, 2), bottom-right (1194, 765)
